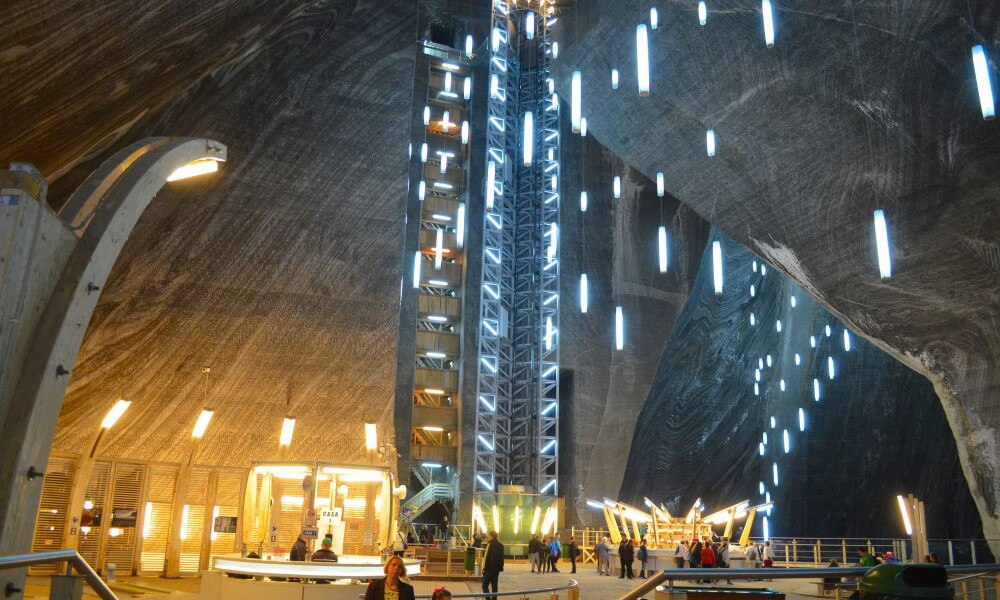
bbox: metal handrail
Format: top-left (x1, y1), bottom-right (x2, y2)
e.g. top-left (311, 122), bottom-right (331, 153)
top-left (411, 579), bottom-right (578, 599)
top-left (0, 549), bottom-right (117, 600)
top-left (617, 565), bottom-right (1000, 600)
top-left (949, 572), bottom-right (990, 583)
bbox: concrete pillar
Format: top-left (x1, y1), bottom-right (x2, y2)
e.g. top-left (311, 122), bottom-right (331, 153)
top-left (165, 462), bottom-right (191, 578)
top-left (49, 575), bottom-right (84, 600)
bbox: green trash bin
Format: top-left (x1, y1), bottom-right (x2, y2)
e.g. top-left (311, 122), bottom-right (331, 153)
top-left (464, 546), bottom-right (476, 572)
top-left (859, 563), bottom-right (953, 600)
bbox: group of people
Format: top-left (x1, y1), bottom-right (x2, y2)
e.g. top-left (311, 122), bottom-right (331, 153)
top-left (527, 532), bottom-right (582, 574)
top-left (591, 536), bottom-right (651, 579)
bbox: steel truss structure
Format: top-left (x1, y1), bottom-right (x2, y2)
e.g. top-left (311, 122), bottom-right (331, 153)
top-left (474, 0), bottom-right (560, 497)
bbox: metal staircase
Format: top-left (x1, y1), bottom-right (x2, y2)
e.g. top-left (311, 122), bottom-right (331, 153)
top-left (400, 482), bottom-right (454, 523)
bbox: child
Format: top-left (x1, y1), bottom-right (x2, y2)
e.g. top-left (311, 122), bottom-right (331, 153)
top-left (431, 588), bottom-right (452, 600)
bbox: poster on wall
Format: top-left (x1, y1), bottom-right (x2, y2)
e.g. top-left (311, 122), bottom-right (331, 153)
top-left (214, 516), bottom-right (238, 533)
top-left (111, 508), bottom-right (137, 527)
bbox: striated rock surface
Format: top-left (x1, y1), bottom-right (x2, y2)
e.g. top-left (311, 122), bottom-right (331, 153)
top-left (2, 0), bottom-right (417, 467)
top-left (554, 0), bottom-right (1000, 543)
top-left (559, 124), bottom-right (709, 524)
top-left (621, 230), bottom-right (986, 544)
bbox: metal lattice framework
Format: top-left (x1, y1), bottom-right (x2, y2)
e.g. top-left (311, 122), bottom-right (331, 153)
top-left (474, 0), bottom-right (559, 496)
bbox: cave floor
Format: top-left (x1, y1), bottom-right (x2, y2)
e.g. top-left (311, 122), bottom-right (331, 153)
top-left (25, 563), bottom-right (829, 598)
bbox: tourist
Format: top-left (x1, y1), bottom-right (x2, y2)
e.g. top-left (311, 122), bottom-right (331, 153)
top-left (700, 537), bottom-right (716, 583)
top-left (672, 540), bottom-right (687, 569)
top-left (690, 537), bottom-right (703, 569)
top-left (312, 536), bottom-right (338, 562)
top-left (290, 534), bottom-right (309, 561)
top-left (548, 533), bottom-right (563, 573)
top-left (744, 541), bottom-right (759, 575)
top-left (568, 535), bottom-right (580, 574)
top-left (441, 514), bottom-right (450, 540)
top-left (597, 537), bottom-right (611, 575)
top-left (364, 555), bottom-right (414, 600)
top-left (718, 537), bottom-right (732, 584)
top-left (528, 534), bottom-right (542, 573)
top-left (540, 536), bottom-right (551, 573)
top-left (619, 538), bottom-right (635, 579)
top-left (472, 532), bottom-right (483, 548)
top-left (638, 537), bottom-right (649, 578)
top-left (393, 528), bottom-right (407, 557)
top-left (481, 531), bottom-right (505, 600)
top-left (857, 547), bottom-right (877, 567)
top-left (431, 588), bottom-right (452, 600)
top-left (929, 553), bottom-right (941, 564)
top-left (762, 540), bottom-right (775, 567)
top-left (420, 526), bottom-right (433, 544)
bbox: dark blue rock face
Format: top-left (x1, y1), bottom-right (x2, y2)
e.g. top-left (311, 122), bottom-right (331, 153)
top-left (620, 229), bottom-right (986, 546)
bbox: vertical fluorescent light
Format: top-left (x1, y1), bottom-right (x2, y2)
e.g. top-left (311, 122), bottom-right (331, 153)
top-left (776, 319), bottom-right (782, 332)
top-left (461, 121), bottom-right (469, 144)
top-left (492, 505), bottom-right (501, 534)
top-left (580, 274), bottom-right (589, 313)
top-left (897, 495), bottom-right (914, 535)
top-left (770, 416), bottom-right (776, 428)
top-left (552, 41), bottom-right (559, 59)
top-left (656, 172), bottom-right (665, 197)
top-left (658, 226), bottom-right (668, 273)
top-left (192, 409), bottom-right (214, 438)
top-left (580, 117), bottom-right (588, 137)
top-left (873, 209), bottom-right (892, 278)
top-left (827, 357), bottom-right (836, 380)
top-left (794, 353), bottom-right (801, 365)
top-left (580, 191), bottom-right (588, 212)
top-left (754, 382), bottom-right (760, 395)
top-left (440, 153), bottom-right (448, 174)
top-left (750, 313), bottom-right (756, 326)
top-left (790, 294), bottom-right (797, 307)
top-left (441, 110), bottom-right (450, 130)
top-left (412, 251), bottom-right (421, 288)
top-left (615, 306), bottom-right (624, 350)
top-left (759, 481), bottom-right (765, 495)
top-left (492, 27), bottom-right (501, 51)
top-left (279, 417), bottom-right (295, 447)
top-left (810, 335), bottom-right (816, 348)
top-left (465, 34), bottom-right (474, 57)
top-left (365, 423), bottom-right (378, 450)
top-left (826, 324), bottom-right (832, 337)
top-left (813, 378), bottom-right (820, 401)
top-left (758, 443), bottom-right (765, 456)
top-left (423, 105), bottom-right (431, 125)
top-left (706, 129), bottom-right (716, 156)
top-left (434, 228), bottom-right (444, 269)
top-left (650, 7), bottom-right (659, 29)
top-left (613, 176), bottom-right (621, 198)
top-left (547, 223), bottom-right (558, 261)
top-left (972, 45), bottom-right (996, 120)
top-left (180, 504), bottom-right (190, 540)
top-left (420, 143), bottom-right (428, 163)
top-left (698, 1), bottom-right (708, 25)
top-left (712, 241), bottom-right (723, 294)
top-left (545, 316), bottom-right (554, 350)
top-left (843, 329), bottom-right (851, 351)
top-left (798, 408), bottom-right (806, 431)
top-left (486, 161), bottom-right (496, 210)
top-left (523, 111), bottom-right (534, 166)
top-left (782, 429), bottom-right (790, 453)
top-left (490, 74), bottom-right (500, 98)
top-left (762, 0), bottom-right (775, 47)
top-left (750, 285), bottom-right (756, 297)
top-left (211, 506), bottom-right (220, 541)
top-left (457, 203), bottom-right (466, 248)
top-left (464, 77), bottom-right (472, 100)
top-left (779, 379), bottom-right (786, 391)
top-left (571, 71), bottom-right (582, 132)
top-left (526, 12), bottom-right (536, 40)
top-left (611, 68), bottom-right (620, 90)
top-left (418, 181), bottom-right (426, 201)
top-left (444, 72), bottom-right (452, 91)
top-left (636, 24), bottom-right (650, 96)
top-left (142, 502), bottom-right (153, 538)
top-left (772, 462), bottom-right (779, 486)
top-left (763, 516), bottom-right (770, 541)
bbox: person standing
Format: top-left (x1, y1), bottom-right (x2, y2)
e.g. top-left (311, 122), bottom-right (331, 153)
top-left (762, 540), bottom-right (775, 568)
top-left (528, 534), bottom-right (542, 573)
top-left (548, 533), bottom-right (563, 573)
top-left (619, 538), bottom-right (635, 579)
top-left (290, 534), bottom-right (309, 561)
top-left (365, 555), bottom-right (415, 600)
top-left (638, 538), bottom-right (649, 578)
top-left (393, 528), bottom-right (408, 557)
top-left (481, 531), bottom-right (505, 599)
top-left (718, 537), bottom-right (732, 584)
top-left (673, 540), bottom-right (687, 569)
top-left (689, 538), bottom-right (703, 569)
top-left (700, 538), bottom-right (716, 583)
top-left (597, 537), bottom-right (611, 575)
top-left (568, 536), bottom-right (579, 574)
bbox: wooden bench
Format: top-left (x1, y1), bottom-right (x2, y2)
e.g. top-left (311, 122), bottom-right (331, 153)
top-left (815, 580), bottom-right (857, 597)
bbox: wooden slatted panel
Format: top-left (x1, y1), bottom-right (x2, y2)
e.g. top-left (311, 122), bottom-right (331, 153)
top-left (29, 456), bottom-right (76, 574)
top-left (277, 487), bottom-right (304, 555)
top-left (139, 465), bottom-right (176, 575)
top-left (105, 462), bottom-right (145, 575)
top-left (209, 470), bottom-right (244, 557)
top-left (342, 482), bottom-right (369, 555)
top-left (78, 461), bottom-right (111, 568)
top-left (179, 469), bottom-right (209, 574)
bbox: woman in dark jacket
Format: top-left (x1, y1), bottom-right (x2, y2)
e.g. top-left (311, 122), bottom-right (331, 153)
top-left (365, 555), bottom-right (414, 600)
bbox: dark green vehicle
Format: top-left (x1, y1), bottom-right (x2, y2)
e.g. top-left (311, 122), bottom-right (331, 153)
top-left (859, 563), bottom-right (953, 600)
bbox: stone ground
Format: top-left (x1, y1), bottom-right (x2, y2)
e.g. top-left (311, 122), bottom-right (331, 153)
top-left (24, 562), bottom-right (828, 599)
